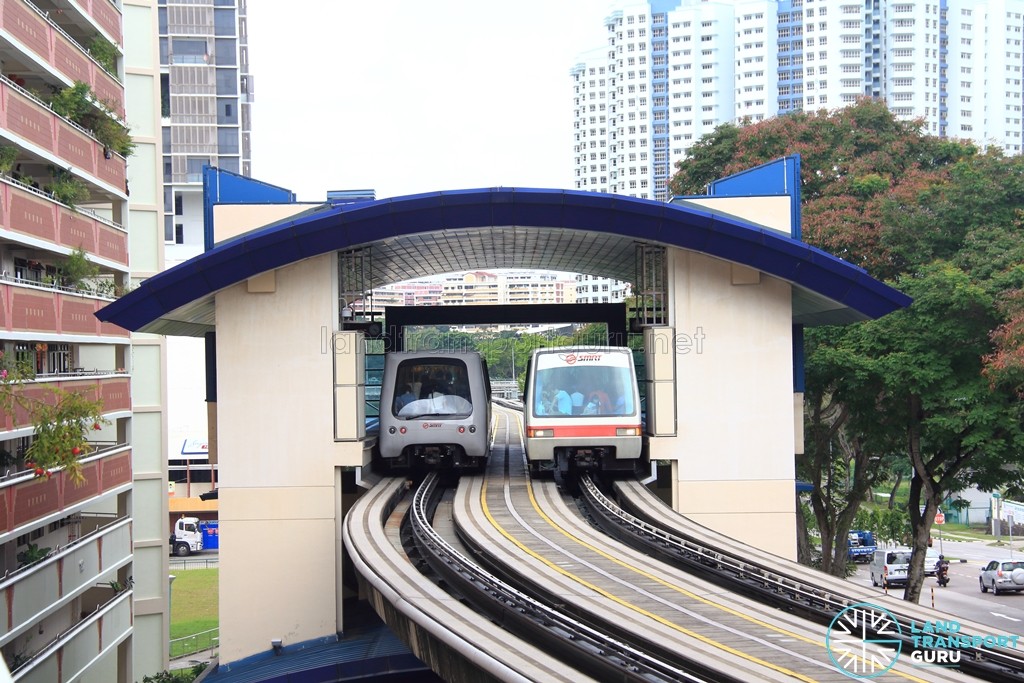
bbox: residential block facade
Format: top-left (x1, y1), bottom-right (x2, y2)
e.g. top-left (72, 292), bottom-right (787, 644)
top-left (573, 0), bottom-right (1024, 201)
top-left (0, 0), bottom-right (151, 680)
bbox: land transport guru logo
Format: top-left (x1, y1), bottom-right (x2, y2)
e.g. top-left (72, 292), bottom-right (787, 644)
top-left (827, 602), bottom-right (903, 678)
top-left (826, 602), bottom-right (1021, 678)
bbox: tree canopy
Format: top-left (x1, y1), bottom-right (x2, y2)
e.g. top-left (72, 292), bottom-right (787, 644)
top-left (669, 100), bottom-right (1024, 601)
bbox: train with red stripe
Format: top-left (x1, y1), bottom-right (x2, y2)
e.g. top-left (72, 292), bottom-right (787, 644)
top-left (523, 346), bottom-right (643, 479)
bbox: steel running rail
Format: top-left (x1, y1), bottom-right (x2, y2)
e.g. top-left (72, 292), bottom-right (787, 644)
top-left (579, 474), bottom-right (1024, 682)
top-left (409, 471), bottom-right (714, 683)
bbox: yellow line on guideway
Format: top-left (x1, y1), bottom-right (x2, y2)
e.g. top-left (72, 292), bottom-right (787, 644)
top-left (479, 407), bottom-right (930, 683)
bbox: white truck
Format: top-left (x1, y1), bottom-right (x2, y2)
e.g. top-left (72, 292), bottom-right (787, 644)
top-left (169, 516), bottom-right (204, 557)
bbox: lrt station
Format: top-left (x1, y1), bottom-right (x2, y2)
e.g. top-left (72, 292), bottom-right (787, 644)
top-left (98, 158), bottom-right (912, 681)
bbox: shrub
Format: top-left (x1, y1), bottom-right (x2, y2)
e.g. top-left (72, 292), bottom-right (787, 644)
top-left (0, 146), bottom-right (17, 174)
top-left (88, 36), bottom-right (118, 75)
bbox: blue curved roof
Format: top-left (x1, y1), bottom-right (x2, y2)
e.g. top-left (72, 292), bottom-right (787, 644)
top-left (96, 187), bottom-right (910, 334)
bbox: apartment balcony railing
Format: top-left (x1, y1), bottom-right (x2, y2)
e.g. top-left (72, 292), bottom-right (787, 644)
top-left (0, 280), bottom-right (129, 338)
top-left (1, 376), bottom-right (130, 431)
top-left (0, 445), bottom-right (132, 538)
top-left (0, 79), bottom-right (127, 193)
top-left (11, 587), bottom-right (131, 682)
top-left (1, 175), bottom-right (127, 255)
top-left (0, 0), bottom-right (124, 118)
top-left (0, 516), bottom-right (131, 648)
top-left (69, 0), bottom-right (123, 47)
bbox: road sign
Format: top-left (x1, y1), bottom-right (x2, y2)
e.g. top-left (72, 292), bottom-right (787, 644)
top-left (935, 510), bottom-right (945, 525)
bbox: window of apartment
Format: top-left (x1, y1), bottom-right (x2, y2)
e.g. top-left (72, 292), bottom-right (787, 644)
top-left (216, 68), bottom-right (238, 96)
top-left (215, 38), bottom-right (237, 66)
top-left (175, 224), bottom-right (185, 244)
top-left (217, 127), bottom-right (239, 153)
top-left (172, 38), bottom-right (207, 64)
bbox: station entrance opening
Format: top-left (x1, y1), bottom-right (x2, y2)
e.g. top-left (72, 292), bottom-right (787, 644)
top-left (352, 302), bottom-right (630, 351)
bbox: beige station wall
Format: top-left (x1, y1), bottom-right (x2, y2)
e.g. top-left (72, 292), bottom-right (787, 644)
top-left (649, 249), bottom-right (797, 560)
top-left (214, 254), bottom-right (365, 662)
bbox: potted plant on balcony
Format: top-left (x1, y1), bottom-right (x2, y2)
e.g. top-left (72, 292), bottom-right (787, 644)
top-left (58, 248), bottom-right (99, 291)
top-left (88, 36), bottom-right (118, 75)
top-left (0, 146), bottom-right (17, 175)
top-left (48, 82), bottom-right (134, 158)
top-left (45, 167), bottom-right (89, 208)
top-left (16, 543), bottom-right (51, 568)
top-left (48, 81), bottom-right (93, 123)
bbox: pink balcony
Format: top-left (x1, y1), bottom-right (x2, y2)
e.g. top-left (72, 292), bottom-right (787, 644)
top-left (0, 0), bottom-right (125, 118)
top-left (0, 285), bottom-right (130, 339)
top-left (69, 0), bottom-right (123, 47)
top-left (0, 446), bottom-right (132, 536)
top-left (2, 377), bottom-right (131, 432)
top-left (0, 181), bottom-right (128, 264)
top-left (0, 84), bottom-right (127, 191)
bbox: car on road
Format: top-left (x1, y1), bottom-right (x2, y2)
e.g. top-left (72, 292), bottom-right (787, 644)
top-left (924, 549), bottom-right (941, 577)
top-left (979, 560), bottom-right (1024, 595)
top-left (870, 548), bottom-right (912, 588)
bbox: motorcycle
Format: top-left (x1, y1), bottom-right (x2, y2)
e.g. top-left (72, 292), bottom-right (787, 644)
top-left (936, 560), bottom-right (950, 587)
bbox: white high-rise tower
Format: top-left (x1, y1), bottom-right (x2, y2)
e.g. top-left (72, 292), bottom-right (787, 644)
top-left (573, 0), bottom-right (1024, 201)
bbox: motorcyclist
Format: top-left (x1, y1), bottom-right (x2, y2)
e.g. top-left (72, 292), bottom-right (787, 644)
top-left (936, 554), bottom-right (950, 586)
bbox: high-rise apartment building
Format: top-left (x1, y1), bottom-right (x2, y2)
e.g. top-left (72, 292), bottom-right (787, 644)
top-left (159, 0), bottom-right (253, 263)
top-left (159, 0), bottom-right (253, 497)
top-left (0, 0), bottom-right (165, 679)
top-left (573, 0), bottom-right (1024, 202)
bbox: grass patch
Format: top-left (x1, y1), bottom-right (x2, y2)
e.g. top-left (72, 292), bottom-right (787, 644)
top-left (170, 568), bottom-right (218, 640)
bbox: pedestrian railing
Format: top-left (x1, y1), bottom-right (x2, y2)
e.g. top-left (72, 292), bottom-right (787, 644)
top-left (170, 628), bottom-right (219, 659)
top-left (170, 556), bottom-right (219, 571)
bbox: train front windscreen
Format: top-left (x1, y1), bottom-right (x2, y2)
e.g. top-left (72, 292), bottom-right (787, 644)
top-left (531, 350), bottom-right (636, 418)
top-left (391, 358), bottom-right (473, 419)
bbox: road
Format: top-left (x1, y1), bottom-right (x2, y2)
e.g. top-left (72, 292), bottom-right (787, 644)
top-left (851, 537), bottom-right (1024, 635)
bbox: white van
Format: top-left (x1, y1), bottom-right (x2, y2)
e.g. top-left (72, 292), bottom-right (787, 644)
top-left (870, 547), bottom-right (912, 588)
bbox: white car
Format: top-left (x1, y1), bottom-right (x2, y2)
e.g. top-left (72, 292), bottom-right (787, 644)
top-left (979, 560), bottom-right (1024, 595)
top-left (924, 549), bottom-right (941, 577)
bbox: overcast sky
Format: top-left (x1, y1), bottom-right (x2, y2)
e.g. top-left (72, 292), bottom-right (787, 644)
top-left (246, 1), bottom-right (612, 203)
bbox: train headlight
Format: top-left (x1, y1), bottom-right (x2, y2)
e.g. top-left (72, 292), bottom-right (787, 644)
top-left (388, 427), bottom-right (396, 434)
top-left (468, 425), bottom-right (476, 433)
top-left (528, 428), bottom-right (554, 438)
top-left (616, 427), bottom-right (640, 436)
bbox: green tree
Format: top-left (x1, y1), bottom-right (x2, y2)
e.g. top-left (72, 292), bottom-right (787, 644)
top-left (0, 353), bottom-right (106, 484)
top-left (669, 101), bottom-right (1023, 600)
top-left (844, 264), bottom-right (1024, 600)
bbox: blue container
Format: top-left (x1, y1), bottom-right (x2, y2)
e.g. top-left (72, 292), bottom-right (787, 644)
top-left (199, 521), bottom-right (219, 550)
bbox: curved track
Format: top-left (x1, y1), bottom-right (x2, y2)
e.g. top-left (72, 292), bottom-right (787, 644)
top-left (348, 404), bottom-right (1011, 680)
top-left (451, 406), bottom-right (978, 682)
top-left (600, 476), bottom-right (1024, 681)
top-left (342, 472), bottom-right (595, 682)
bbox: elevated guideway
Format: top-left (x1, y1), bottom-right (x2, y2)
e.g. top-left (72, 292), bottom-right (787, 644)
top-left (344, 406), bottom-right (1001, 681)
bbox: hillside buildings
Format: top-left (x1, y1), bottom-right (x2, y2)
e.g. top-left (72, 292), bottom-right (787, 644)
top-left (573, 0), bottom-right (1024, 201)
top-left (368, 270), bottom-right (630, 310)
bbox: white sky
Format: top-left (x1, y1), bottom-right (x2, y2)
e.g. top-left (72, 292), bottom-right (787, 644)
top-left (246, 1), bottom-right (612, 202)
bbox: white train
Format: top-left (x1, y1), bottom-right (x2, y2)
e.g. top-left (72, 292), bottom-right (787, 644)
top-left (523, 346), bottom-right (643, 479)
top-left (377, 351), bottom-right (493, 472)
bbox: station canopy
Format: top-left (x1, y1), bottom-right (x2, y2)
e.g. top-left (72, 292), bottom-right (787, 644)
top-left (95, 188), bottom-right (910, 336)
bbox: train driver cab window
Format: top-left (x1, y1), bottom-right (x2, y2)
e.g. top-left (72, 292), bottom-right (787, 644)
top-left (393, 358), bottom-right (473, 419)
top-left (533, 357), bottom-right (636, 418)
